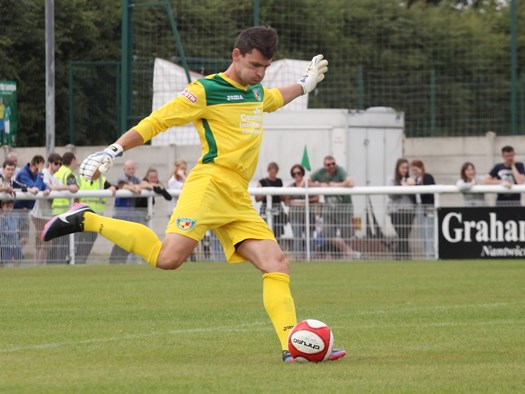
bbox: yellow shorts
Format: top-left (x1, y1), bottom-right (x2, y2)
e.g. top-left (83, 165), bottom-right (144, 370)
top-left (166, 164), bottom-right (276, 262)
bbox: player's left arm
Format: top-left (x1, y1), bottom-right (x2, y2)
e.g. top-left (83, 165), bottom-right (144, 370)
top-left (276, 54), bottom-right (328, 106)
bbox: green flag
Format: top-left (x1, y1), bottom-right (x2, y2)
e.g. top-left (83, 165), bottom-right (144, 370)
top-left (300, 145), bottom-right (311, 171)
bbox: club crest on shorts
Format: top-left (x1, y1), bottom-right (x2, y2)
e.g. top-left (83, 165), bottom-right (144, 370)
top-left (176, 217), bottom-right (197, 230)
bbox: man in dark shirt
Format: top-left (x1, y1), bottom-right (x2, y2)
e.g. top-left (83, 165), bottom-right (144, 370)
top-left (484, 145), bottom-right (525, 206)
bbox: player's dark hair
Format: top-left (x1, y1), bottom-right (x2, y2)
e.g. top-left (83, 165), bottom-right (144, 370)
top-left (234, 26), bottom-right (278, 59)
top-left (62, 152), bottom-right (76, 166)
top-left (501, 145), bottom-right (514, 154)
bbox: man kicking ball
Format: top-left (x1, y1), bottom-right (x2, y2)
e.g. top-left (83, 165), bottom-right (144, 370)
top-left (42, 26), bottom-right (346, 363)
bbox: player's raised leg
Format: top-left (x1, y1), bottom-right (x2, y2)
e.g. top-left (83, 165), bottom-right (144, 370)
top-left (41, 203), bottom-right (197, 268)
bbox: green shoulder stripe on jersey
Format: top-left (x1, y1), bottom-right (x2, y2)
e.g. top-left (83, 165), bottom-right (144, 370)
top-left (199, 74), bottom-right (265, 106)
top-left (202, 119), bottom-right (218, 163)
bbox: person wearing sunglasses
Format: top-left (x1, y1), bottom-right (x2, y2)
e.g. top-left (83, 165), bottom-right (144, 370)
top-left (311, 155), bottom-right (360, 259)
top-left (284, 164), bottom-right (319, 260)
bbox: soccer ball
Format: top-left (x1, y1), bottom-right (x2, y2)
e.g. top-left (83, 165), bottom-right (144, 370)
top-left (287, 319), bottom-right (334, 363)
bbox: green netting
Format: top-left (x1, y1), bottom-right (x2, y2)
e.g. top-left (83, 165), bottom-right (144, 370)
top-left (70, 0), bottom-right (525, 142)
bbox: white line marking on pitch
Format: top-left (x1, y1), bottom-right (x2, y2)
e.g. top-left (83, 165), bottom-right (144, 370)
top-left (0, 321), bottom-right (269, 354)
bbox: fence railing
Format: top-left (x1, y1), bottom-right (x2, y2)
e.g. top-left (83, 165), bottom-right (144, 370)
top-left (1, 184), bottom-right (524, 266)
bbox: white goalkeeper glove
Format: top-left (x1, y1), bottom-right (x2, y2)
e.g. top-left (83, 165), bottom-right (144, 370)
top-left (79, 143), bottom-right (123, 181)
top-left (297, 54), bottom-right (328, 95)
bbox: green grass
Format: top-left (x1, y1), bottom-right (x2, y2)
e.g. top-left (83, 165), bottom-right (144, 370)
top-left (1, 260), bottom-right (524, 393)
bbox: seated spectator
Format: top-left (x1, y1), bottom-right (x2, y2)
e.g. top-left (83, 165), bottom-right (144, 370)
top-left (456, 162), bottom-right (486, 207)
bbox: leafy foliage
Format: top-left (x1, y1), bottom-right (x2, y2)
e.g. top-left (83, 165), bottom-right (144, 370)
top-left (0, 0), bottom-right (522, 146)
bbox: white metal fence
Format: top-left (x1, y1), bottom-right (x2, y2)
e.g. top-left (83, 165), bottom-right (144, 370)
top-left (1, 184), bottom-right (523, 266)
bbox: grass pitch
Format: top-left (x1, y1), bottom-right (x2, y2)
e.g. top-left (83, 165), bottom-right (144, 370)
top-left (1, 260), bottom-right (524, 393)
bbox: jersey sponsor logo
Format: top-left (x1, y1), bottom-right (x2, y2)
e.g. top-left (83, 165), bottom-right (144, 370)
top-left (227, 94), bottom-right (244, 101)
top-left (239, 107), bottom-right (263, 134)
top-left (252, 87), bottom-right (262, 101)
top-left (176, 217), bottom-right (197, 230)
top-left (181, 89), bottom-right (198, 103)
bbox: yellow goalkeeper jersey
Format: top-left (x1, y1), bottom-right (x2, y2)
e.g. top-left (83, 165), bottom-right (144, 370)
top-left (134, 72), bottom-right (284, 182)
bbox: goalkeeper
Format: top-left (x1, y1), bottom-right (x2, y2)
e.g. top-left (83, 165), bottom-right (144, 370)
top-left (42, 26), bottom-right (345, 363)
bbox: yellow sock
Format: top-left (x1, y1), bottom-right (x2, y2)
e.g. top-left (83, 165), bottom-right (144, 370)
top-left (262, 272), bottom-right (297, 351)
top-left (84, 212), bottom-right (161, 266)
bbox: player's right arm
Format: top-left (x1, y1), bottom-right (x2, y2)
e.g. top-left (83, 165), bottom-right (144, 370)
top-left (80, 81), bottom-right (206, 181)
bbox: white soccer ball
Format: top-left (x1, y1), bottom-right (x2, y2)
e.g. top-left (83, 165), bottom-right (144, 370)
top-left (287, 319), bottom-right (334, 363)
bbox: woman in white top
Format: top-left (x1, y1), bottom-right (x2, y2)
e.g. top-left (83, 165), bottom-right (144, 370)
top-left (456, 162), bottom-right (486, 206)
top-left (167, 160), bottom-right (187, 212)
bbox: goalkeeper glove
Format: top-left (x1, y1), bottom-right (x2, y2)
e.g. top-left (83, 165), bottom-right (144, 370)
top-left (297, 54), bottom-right (328, 95)
top-left (79, 143), bottom-right (123, 181)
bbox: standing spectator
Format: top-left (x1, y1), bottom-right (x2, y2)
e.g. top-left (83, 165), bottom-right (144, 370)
top-left (30, 153), bottom-right (78, 264)
top-left (15, 155), bottom-right (50, 249)
top-left (50, 152), bottom-right (79, 262)
top-left (0, 199), bottom-right (24, 265)
top-left (2, 158), bottom-right (32, 248)
top-left (283, 164), bottom-right (319, 260)
top-left (456, 162), bottom-right (486, 207)
top-left (109, 159), bottom-right (150, 263)
top-left (410, 159), bottom-right (436, 259)
top-left (76, 171), bottom-right (117, 264)
top-left (387, 159), bottom-right (416, 260)
top-left (1, 159), bottom-right (29, 193)
top-left (311, 155), bottom-right (359, 259)
top-left (484, 145), bottom-right (525, 206)
top-left (256, 162), bottom-right (287, 241)
top-left (0, 152), bottom-right (21, 178)
top-left (167, 160), bottom-right (187, 211)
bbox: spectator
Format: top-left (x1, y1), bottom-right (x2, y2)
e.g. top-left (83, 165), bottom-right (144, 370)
top-left (136, 167), bottom-right (173, 209)
top-left (30, 153), bottom-right (78, 264)
top-left (410, 159), bottom-right (436, 259)
top-left (76, 170), bottom-right (117, 264)
top-left (1, 159), bottom-right (28, 193)
top-left (167, 160), bottom-right (187, 211)
top-left (456, 162), bottom-right (486, 207)
top-left (109, 159), bottom-right (150, 263)
top-left (484, 145), bottom-right (525, 206)
top-left (15, 155), bottom-right (50, 248)
top-left (50, 152), bottom-right (79, 263)
top-left (387, 159), bottom-right (416, 260)
top-left (283, 164), bottom-right (319, 260)
top-left (256, 162), bottom-right (287, 241)
top-left (0, 199), bottom-right (24, 265)
top-left (311, 155), bottom-right (360, 259)
top-left (0, 152), bottom-right (21, 178)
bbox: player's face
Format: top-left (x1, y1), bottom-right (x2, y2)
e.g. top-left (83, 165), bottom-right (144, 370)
top-left (233, 48), bottom-right (272, 86)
